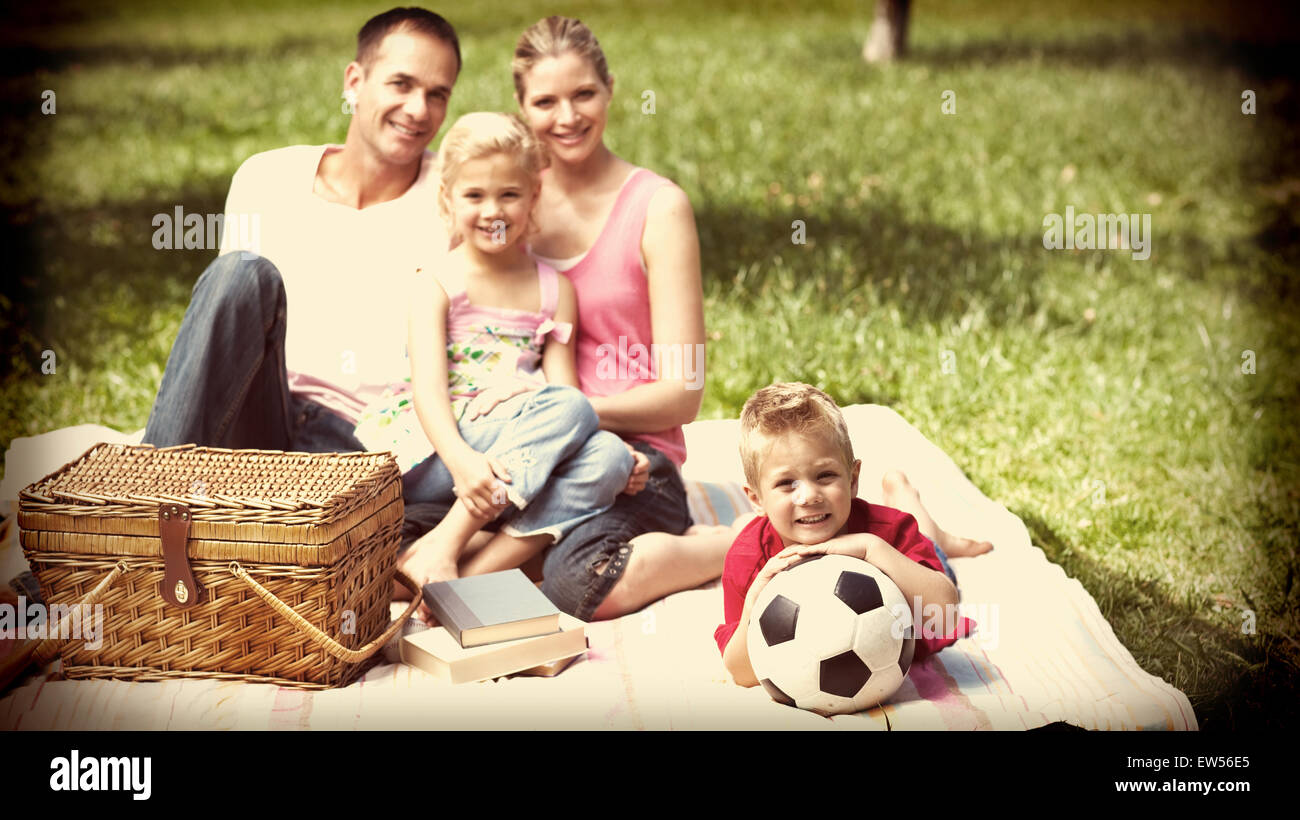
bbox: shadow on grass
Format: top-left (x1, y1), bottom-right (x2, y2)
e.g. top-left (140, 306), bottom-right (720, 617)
top-left (0, 184), bottom-right (226, 373)
top-left (693, 192), bottom-right (1246, 328)
top-left (910, 26), bottom-right (1300, 84)
top-left (1018, 509), bottom-right (1300, 731)
top-left (0, 36), bottom-right (332, 75)
top-left (695, 196), bottom-right (1047, 324)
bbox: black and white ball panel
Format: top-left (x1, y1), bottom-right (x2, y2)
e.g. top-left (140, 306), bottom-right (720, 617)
top-left (820, 650), bottom-right (872, 698)
top-left (758, 594), bottom-right (800, 646)
top-left (747, 553), bottom-right (917, 716)
top-left (759, 678), bottom-right (796, 707)
top-left (833, 570), bottom-right (885, 615)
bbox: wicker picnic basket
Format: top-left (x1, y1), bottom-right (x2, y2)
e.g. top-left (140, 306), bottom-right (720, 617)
top-left (16, 443), bottom-right (421, 689)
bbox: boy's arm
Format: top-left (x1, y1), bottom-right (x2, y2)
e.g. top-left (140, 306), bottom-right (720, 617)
top-left (722, 548), bottom-right (808, 687)
top-left (788, 534), bottom-right (961, 635)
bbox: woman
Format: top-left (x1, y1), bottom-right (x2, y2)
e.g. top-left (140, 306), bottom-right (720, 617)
top-left (509, 16), bottom-right (731, 621)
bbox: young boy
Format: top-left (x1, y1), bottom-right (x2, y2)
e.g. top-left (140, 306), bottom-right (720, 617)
top-left (716, 382), bottom-right (992, 687)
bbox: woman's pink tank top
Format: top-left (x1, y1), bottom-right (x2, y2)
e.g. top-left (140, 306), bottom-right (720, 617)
top-left (561, 168), bottom-right (689, 467)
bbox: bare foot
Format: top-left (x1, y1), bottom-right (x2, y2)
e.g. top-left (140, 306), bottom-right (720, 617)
top-left (402, 541), bottom-right (460, 621)
top-left (397, 535), bottom-right (460, 589)
top-left (937, 532), bottom-right (994, 557)
top-left (879, 469), bottom-right (992, 559)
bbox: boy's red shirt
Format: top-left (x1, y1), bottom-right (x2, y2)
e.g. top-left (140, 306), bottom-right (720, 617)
top-left (714, 498), bottom-right (975, 661)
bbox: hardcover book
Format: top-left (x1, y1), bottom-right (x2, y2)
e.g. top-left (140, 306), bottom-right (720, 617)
top-left (421, 569), bottom-right (562, 647)
top-left (400, 614), bottom-right (587, 684)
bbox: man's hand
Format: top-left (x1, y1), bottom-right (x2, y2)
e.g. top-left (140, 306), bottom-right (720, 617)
top-left (621, 445), bottom-right (650, 495)
top-left (446, 449), bottom-right (512, 518)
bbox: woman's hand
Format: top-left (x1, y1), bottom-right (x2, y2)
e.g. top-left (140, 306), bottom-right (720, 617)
top-left (621, 445), bottom-right (650, 495)
top-left (444, 448), bottom-right (512, 518)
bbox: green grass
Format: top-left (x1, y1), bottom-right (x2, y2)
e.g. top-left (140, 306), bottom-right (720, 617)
top-left (2, 0), bottom-right (1298, 729)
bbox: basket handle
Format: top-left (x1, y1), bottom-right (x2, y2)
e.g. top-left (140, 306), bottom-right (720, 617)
top-left (12, 561), bottom-right (131, 675)
top-left (229, 562), bottom-right (422, 664)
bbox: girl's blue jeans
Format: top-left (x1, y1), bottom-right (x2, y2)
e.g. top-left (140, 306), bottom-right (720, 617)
top-left (400, 385), bottom-right (634, 543)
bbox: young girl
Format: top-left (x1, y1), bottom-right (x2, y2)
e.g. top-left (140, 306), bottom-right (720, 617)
top-left (354, 111), bottom-right (634, 589)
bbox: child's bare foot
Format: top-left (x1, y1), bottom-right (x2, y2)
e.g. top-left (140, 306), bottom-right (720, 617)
top-left (936, 532), bottom-right (994, 557)
top-left (397, 543), bottom-right (458, 621)
top-left (397, 534), bottom-right (461, 590)
top-left (879, 469), bottom-right (993, 558)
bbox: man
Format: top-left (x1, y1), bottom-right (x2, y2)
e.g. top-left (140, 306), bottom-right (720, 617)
top-left (143, 8), bottom-right (459, 465)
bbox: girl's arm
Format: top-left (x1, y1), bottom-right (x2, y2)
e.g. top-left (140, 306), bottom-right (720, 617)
top-left (588, 185), bottom-right (706, 433)
top-left (540, 274), bottom-right (579, 388)
top-left (407, 268), bottom-right (510, 517)
top-left (540, 275), bottom-right (651, 495)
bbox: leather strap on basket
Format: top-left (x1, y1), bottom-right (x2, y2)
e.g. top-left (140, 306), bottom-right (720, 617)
top-left (159, 503), bottom-right (199, 608)
top-left (230, 563), bottom-right (422, 663)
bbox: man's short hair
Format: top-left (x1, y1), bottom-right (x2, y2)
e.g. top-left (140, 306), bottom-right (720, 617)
top-left (356, 7), bottom-right (461, 74)
top-left (739, 382), bottom-right (855, 487)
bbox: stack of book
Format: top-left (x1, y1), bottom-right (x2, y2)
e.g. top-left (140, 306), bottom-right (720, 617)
top-left (400, 569), bottom-right (587, 684)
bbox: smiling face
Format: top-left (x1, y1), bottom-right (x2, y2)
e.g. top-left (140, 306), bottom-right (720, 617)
top-left (344, 28), bottom-right (459, 168)
top-left (443, 151), bottom-right (538, 253)
top-left (745, 430), bottom-right (862, 548)
top-left (516, 51), bottom-right (612, 165)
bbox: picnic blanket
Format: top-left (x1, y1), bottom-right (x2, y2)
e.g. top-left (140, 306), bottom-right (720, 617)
top-left (0, 407), bottom-right (1196, 730)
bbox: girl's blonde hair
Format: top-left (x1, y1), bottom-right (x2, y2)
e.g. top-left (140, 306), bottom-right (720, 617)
top-left (436, 111), bottom-right (549, 240)
top-left (512, 16), bottom-right (612, 102)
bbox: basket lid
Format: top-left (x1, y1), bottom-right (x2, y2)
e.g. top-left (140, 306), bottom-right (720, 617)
top-left (18, 443), bottom-right (400, 528)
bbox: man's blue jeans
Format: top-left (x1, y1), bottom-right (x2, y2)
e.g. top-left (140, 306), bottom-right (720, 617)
top-left (143, 252), bottom-right (365, 454)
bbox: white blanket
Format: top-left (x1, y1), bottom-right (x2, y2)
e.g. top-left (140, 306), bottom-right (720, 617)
top-left (0, 407), bottom-right (1196, 730)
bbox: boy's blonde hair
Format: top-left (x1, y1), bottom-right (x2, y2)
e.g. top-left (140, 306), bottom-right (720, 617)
top-left (739, 382), bottom-right (855, 487)
top-left (436, 112), bottom-right (549, 236)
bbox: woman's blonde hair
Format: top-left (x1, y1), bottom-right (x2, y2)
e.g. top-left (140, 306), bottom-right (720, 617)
top-left (436, 112), bottom-right (549, 239)
top-left (512, 16), bottom-right (612, 102)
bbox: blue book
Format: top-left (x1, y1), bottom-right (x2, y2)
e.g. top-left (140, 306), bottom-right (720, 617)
top-left (421, 569), bottom-right (561, 648)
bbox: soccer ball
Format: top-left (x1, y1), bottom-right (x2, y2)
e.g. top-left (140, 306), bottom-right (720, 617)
top-left (746, 553), bottom-right (915, 716)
